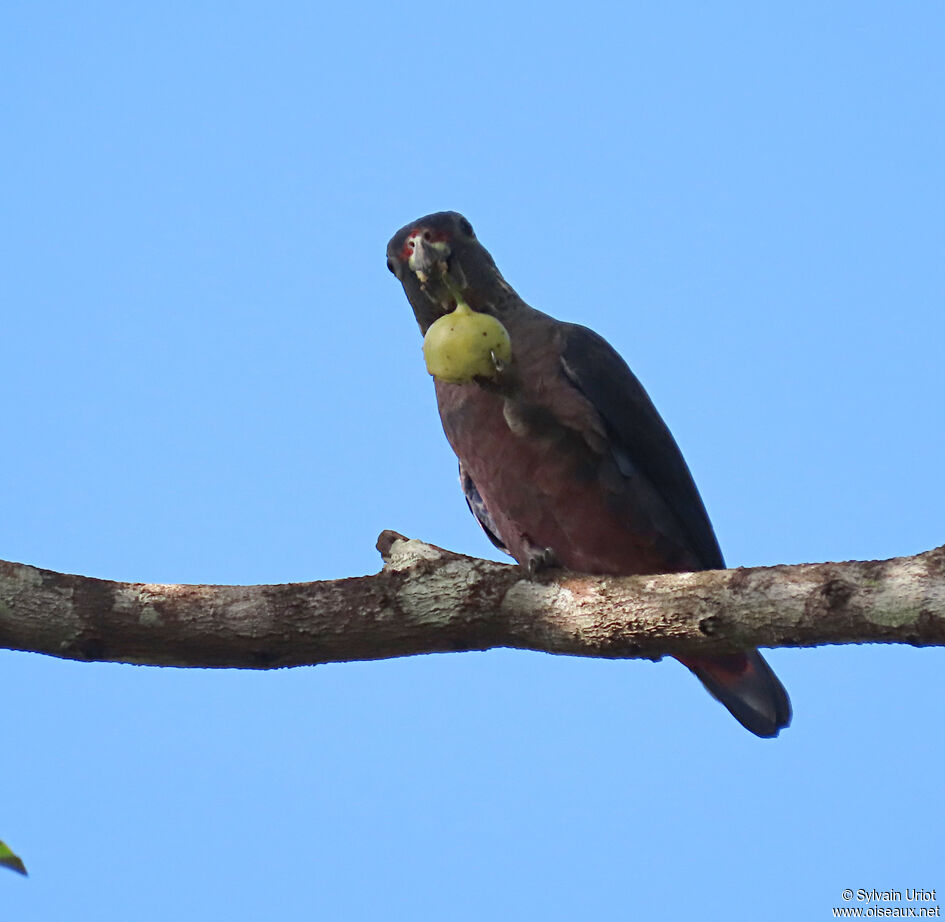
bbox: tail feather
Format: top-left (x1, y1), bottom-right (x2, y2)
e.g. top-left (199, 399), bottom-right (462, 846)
top-left (678, 651), bottom-right (792, 738)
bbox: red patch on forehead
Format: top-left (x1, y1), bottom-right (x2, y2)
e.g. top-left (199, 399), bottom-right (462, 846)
top-left (399, 225), bottom-right (450, 261)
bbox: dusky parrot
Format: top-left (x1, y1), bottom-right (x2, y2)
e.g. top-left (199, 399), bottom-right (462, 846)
top-left (386, 211), bottom-right (791, 738)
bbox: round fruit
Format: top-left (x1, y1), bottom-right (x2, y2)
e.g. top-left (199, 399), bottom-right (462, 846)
top-left (422, 302), bottom-right (512, 383)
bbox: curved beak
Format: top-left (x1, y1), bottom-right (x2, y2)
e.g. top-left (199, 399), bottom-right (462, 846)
top-left (406, 232), bottom-right (451, 279)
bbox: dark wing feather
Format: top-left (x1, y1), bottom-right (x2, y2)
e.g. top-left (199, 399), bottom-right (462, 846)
top-left (459, 462), bottom-right (511, 554)
top-left (561, 323), bottom-right (724, 570)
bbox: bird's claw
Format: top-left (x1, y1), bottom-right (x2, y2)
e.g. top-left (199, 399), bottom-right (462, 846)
top-left (490, 350), bottom-right (507, 374)
top-left (523, 544), bottom-right (558, 578)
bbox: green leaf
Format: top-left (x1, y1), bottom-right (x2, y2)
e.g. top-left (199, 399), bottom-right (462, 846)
top-left (0, 839), bottom-right (27, 876)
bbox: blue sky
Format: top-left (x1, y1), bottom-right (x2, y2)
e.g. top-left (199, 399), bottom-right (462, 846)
top-left (2, 2), bottom-right (944, 919)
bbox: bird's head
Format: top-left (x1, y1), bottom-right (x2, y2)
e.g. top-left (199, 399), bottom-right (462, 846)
top-left (386, 211), bottom-right (503, 333)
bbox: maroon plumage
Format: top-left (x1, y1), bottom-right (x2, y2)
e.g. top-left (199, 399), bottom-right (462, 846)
top-left (387, 211), bottom-right (791, 737)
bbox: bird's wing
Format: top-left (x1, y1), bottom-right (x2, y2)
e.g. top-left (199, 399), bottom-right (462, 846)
top-left (560, 322), bottom-right (725, 569)
top-left (459, 461), bottom-right (512, 554)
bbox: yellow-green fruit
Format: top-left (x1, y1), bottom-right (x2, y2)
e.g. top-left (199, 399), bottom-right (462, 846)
top-left (422, 302), bottom-right (512, 383)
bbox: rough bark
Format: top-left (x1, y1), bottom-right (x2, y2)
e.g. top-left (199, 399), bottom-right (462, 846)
top-left (1, 532), bottom-right (944, 669)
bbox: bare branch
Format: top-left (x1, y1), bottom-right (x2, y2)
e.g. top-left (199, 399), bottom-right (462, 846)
top-left (1, 532), bottom-right (944, 668)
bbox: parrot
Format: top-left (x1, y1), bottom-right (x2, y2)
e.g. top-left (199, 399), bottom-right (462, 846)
top-left (386, 210), bottom-right (791, 738)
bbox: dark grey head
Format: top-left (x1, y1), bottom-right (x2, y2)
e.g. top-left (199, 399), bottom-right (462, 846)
top-left (386, 211), bottom-right (505, 333)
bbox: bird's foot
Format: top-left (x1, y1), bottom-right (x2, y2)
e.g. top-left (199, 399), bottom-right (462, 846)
top-left (521, 539), bottom-right (558, 578)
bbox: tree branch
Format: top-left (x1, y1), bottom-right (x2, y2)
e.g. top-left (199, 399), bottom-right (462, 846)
top-left (1, 532), bottom-right (944, 669)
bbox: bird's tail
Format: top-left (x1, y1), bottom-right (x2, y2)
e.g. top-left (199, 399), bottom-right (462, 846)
top-left (677, 651), bottom-right (792, 738)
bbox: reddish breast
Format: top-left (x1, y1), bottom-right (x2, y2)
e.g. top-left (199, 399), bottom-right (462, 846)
top-left (434, 369), bottom-right (699, 577)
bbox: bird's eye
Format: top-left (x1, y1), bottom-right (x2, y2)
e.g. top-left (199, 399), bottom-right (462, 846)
top-left (423, 230), bottom-right (432, 241)
top-left (459, 218), bottom-right (474, 238)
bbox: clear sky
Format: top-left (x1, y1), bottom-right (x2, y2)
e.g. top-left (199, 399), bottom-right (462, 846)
top-left (2, 3), bottom-right (944, 919)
